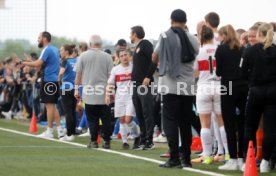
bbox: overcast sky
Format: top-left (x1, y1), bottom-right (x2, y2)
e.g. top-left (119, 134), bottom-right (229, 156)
top-left (0, 0), bottom-right (276, 44)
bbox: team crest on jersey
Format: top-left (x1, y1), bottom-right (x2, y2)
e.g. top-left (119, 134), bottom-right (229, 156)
top-left (136, 47), bottom-right (140, 53)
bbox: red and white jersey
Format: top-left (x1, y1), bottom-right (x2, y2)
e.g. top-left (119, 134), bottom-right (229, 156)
top-left (195, 43), bottom-right (220, 84)
top-left (108, 64), bottom-right (132, 102)
top-left (213, 32), bottom-right (220, 46)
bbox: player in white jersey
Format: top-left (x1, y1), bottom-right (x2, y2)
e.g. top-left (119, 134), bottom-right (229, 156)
top-left (106, 49), bottom-right (140, 149)
top-left (192, 25), bottom-right (229, 164)
top-left (205, 12), bottom-right (229, 161)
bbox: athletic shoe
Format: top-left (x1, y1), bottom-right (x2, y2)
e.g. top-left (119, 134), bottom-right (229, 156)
top-left (218, 159), bottom-right (238, 170)
top-left (160, 153), bottom-right (171, 158)
top-left (202, 156), bottom-right (214, 164)
top-left (122, 143), bottom-right (130, 150)
top-left (75, 128), bottom-right (83, 135)
top-left (180, 157), bottom-right (192, 168)
top-left (59, 135), bottom-right (75, 142)
top-left (132, 137), bottom-right (141, 150)
top-left (241, 163), bottom-right (245, 172)
top-left (153, 134), bottom-right (167, 143)
top-left (143, 142), bottom-right (155, 150)
top-left (260, 159), bottom-right (270, 173)
top-left (102, 141), bottom-right (111, 149)
top-left (214, 154), bottom-right (225, 162)
top-left (79, 129), bottom-right (90, 137)
top-left (159, 159), bottom-right (182, 168)
top-left (87, 141), bottom-right (98, 148)
top-left (37, 130), bottom-right (54, 139)
top-left (237, 158), bottom-right (244, 171)
top-left (2, 111), bottom-right (12, 120)
top-left (225, 154), bottom-right (230, 161)
top-left (191, 156), bottom-right (206, 163)
top-left (111, 133), bottom-right (118, 139)
top-left (57, 129), bottom-right (65, 139)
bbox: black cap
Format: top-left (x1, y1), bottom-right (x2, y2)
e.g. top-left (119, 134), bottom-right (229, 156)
top-left (116, 39), bottom-right (127, 47)
top-left (171, 9), bottom-right (187, 23)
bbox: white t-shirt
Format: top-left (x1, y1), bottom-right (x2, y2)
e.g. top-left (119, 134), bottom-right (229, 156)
top-left (194, 43), bottom-right (220, 84)
top-left (108, 64), bottom-right (133, 102)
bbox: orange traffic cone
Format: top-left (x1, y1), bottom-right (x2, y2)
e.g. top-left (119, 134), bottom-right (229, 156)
top-left (191, 137), bottom-right (203, 151)
top-left (244, 140), bottom-right (258, 176)
top-left (97, 133), bottom-right (101, 144)
top-left (29, 112), bottom-right (38, 133)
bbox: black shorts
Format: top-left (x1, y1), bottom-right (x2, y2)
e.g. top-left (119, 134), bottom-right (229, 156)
top-left (40, 82), bottom-right (59, 104)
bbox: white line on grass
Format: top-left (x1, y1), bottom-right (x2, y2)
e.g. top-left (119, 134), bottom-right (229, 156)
top-left (0, 146), bottom-right (80, 149)
top-left (0, 127), bottom-right (227, 176)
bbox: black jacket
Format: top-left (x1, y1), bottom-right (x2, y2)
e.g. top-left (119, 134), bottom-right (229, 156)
top-left (131, 40), bottom-right (156, 85)
top-left (242, 43), bottom-right (276, 86)
top-left (215, 44), bottom-right (248, 82)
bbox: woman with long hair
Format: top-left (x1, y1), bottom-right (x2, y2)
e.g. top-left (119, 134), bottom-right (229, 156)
top-left (242, 23), bottom-right (276, 173)
top-left (193, 25), bottom-right (229, 165)
top-left (215, 24), bottom-right (248, 170)
top-left (59, 44), bottom-right (77, 141)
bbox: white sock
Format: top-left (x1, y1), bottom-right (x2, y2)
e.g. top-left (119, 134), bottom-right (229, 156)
top-left (120, 123), bottom-right (128, 143)
top-left (127, 121), bottom-right (140, 138)
top-left (200, 128), bottom-right (213, 156)
top-left (47, 127), bottom-right (54, 133)
top-left (219, 126), bottom-right (229, 155)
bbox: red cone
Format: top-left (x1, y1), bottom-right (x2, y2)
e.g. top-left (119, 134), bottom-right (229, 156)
top-left (29, 112), bottom-right (38, 133)
top-left (244, 140), bottom-right (258, 176)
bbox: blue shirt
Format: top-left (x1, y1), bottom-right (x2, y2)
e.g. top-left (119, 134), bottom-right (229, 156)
top-left (39, 45), bottom-right (60, 82)
top-left (61, 58), bottom-right (76, 90)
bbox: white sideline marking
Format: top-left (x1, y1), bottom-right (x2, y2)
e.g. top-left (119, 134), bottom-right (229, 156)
top-left (0, 146), bottom-right (80, 149)
top-left (0, 127), bottom-right (227, 176)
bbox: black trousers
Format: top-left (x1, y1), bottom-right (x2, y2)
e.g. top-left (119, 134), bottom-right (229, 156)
top-left (132, 86), bottom-right (154, 144)
top-left (244, 82), bottom-right (276, 161)
top-left (221, 80), bottom-right (248, 158)
top-left (153, 94), bottom-right (161, 130)
top-left (163, 94), bottom-right (193, 160)
top-left (61, 90), bottom-right (77, 136)
top-left (85, 104), bottom-right (112, 142)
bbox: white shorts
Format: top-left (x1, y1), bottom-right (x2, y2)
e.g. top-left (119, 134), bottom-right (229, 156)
top-left (196, 84), bottom-right (221, 114)
top-left (114, 100), bottom-right (136, 117)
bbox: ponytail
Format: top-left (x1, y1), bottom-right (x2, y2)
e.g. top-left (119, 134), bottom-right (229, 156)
top-left (63, 44), bottom-right (76, 55)
top-left (263, 29), bottom-right (274, 49)
top-left (200, 25), bottom-right (214, 46)
top-left (258, 23), bottom-right (274, 50)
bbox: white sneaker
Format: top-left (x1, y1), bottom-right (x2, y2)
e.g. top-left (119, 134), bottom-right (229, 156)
top-left (260, 159), bottom-right (270, 173)
top-left (59, 135), bottom-right (75, 142)
top-left (111, 133), bottom-right (118, 139)
top-left (79, 129), bottom-right (90, 137)
top-left (237, 158), bottom-right (244, 171)
top-left (241, 163), bottom-right (245, 172)
top-left (2, 111), bottom-right (12, 120)
top-left (218, 159), bottom-right (238, 170)
top-left (37, 130), bottom-right (54, 139)
top-left (153, 134), bottom-right (167, 143)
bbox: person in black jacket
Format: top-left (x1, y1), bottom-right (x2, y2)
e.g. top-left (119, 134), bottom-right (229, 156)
top-left (130, 26), bottom-right (157, 150)
top-left (215, 24), bottom-right (249, 171)
top-left (242, 23), bottom-right (276, 173)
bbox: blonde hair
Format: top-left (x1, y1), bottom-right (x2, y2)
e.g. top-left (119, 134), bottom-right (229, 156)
top-left (257, 23), bottom-right (274, 50)
top-left (218, 24), bottom-right (240, 49)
